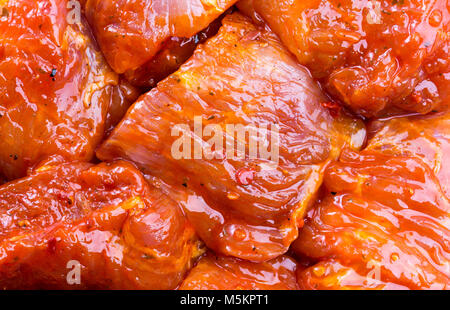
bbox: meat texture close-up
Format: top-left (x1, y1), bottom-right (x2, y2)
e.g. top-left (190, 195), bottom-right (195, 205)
top-left (179, 253), bottom-right (299, 290)
top-left (97, 13), bottom-right (366, 262)
top-left (239, 0), bottom-right (450, 117)
top-left (294, 112), bottom-right (450, 289)
top-left (0, 160), bottom-right (200, 289)
top-left (367, 112), bottom-right (450, 197)
top-left (0, 0), bottom-right (448, 292)
top-left (83, 0), bottom-right (238, 88)
top-left (0, 0), bottom-right (138, 181)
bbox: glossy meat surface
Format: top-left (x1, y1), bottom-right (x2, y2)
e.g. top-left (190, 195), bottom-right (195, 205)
top-left (297, 260), bottom-right (410, 290)
top-left (0, 161), bottom-right (200, 289)
top-left (83, 0), bottom-right (237, 75)
top-left (294, 147), bottom-right (450, 289)
top-left (0, 0), bottom-right (135, 181)
top-left (367, 112), bottom-right (450, 197)
top-left (179, 253), bottom-right (299, 290)
top-left (97, 13), bottom-right (365, 262)
top-left (122, 16), bottom-right (224, 90)
top-left (1, 0), bottom-right (447, 291)
top-left (239, 0), bottom-right (450, 117)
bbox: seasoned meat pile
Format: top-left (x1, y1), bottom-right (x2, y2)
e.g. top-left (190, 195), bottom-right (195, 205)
top-left (0, 0), bottom-right (448, 290)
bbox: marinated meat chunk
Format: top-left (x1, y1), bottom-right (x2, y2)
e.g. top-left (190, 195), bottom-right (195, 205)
top-left (294, 148), bottom-right (450, 289)
top-left (239, 0), bottom-right (450, 117)
top-left (83, 0), bottom-right (237, 87)
top-left (179, 253), bottom-right (299, 290)
top-left (0, 0), bottom-right (136, 180)
top-left (97, 13), bottom-right (365, 261)
top-left (0, 161), bottom-right (200, 289)
top-left (367, 112), bottom-right (450, 197)
top-left (121, 16), bottom-right (224, 90)
top-left (0, 0), bottom-right (447, 292)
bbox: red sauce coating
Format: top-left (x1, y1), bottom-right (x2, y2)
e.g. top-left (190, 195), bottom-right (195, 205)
top-left (122, 15), bottom-right (225, 90)
top-left (367, 112), bottom-right (450, 197)
top-left (239, 0), bottom-right (450, 117)
top-left (97, 13), bottom-right (366, 262)
top-left (0, 0), bottom-right (447, 290)
top-left (0, 160), bottom-right (200, 289)
top-left (83, 0), bottom-right (238, 74)
top-left (0, 0), bottom-right (138, 181)
top-left (294, 112), bottom-right (450, 289)
top-left (179, 253), bottom-right (299, 290)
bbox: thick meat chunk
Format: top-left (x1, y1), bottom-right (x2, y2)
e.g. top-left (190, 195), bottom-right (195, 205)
top-left (97, 13), bottom-right (365, 261)
top-left (0, 0), bottom-right (137, 180)
top-left (0, 161), bottom-right (200, 289)
top-left (179, 253), bottom-right (299, 290)
top-left (295, 113), bottom-right (450, 289)
top-left (239, 0), bottom-right (450, 117)
top-left (121, 16), bottom-right (224, 90)
top-left (294, 148), bottom-right (450, 289)
top-left (83, 0), bottom-right (237, 87)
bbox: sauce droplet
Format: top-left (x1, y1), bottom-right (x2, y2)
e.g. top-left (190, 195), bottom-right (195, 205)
top-left (233, 228), bottom-right (247, 241)
top-left (429, 10), bottom-right (442, 27)
top-left (227, 192), bottom-right (240, 200)
top-left (312, 265), bottom-right (325, 277)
